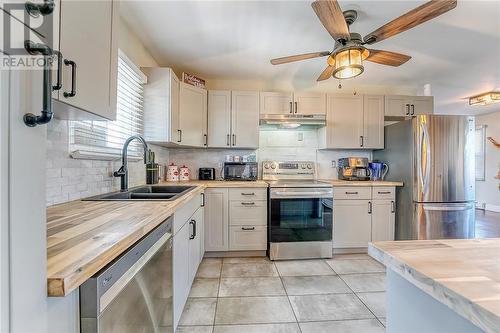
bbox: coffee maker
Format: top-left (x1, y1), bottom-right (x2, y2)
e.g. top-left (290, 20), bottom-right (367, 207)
top-left (338, 157), bottom-right (370, 181)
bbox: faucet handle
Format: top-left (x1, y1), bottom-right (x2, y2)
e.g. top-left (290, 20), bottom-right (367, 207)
top-left (113, 165), bottom-right (126, 177)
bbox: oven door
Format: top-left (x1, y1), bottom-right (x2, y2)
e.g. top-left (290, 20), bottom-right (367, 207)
top-left (270, 187), bottom-right (333, 243)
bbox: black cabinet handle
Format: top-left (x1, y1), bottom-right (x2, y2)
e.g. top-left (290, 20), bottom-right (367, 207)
top-left (391, 200), bottom-right (395, 213)
top-left (226, 134), bottom-right (230, 146)
top-left (201, 193), bottom-right (205, 207)
top-left (177, 129), bottom-right (182, 143)
top-left (63, 59), bottom-right (76, 98)
top-left (405, 104), bottom-right (410, 115)
top-left (294, 101), bottom-right (298, 114)
top-left (232, 134), bottom-right (236, 146)
top-left (378, 191), bottom-right (391, 194)
top-left (289, 101), bottom-right (293, 114)
top-left (189, 220), bottom-right (196, 239)
top-left (345, 191), bottom-right (359, 195)
top-left (241, 192), bottom-right (255, 196)
top-left (204, 134), bottom-right (207, 146)
top-left (360, 136), bottom-right (364, 147)
top-left (368, 201), bottom-right (372, 214)
top-left (52, 51), bottom-right (62, 91)
top-left (241, 227), bottom-right (255, 231)
top-left (241, 202), bottom-right (255, 206)
top-left (411, 104), bottom-right (415, 115)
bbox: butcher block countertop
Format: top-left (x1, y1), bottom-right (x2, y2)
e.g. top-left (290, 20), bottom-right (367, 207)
top-left (320, 179), bottom-right (403, 187)
top-left (369, 239), bottom-right (500, 333)
top-left (47, 185), bottom-right (205, 297)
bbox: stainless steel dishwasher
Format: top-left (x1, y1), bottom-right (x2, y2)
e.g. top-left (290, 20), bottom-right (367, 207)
top-left (80, 217), bottom-right (173, 333)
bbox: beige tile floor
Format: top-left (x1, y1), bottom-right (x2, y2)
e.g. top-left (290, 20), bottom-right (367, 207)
top-left (177, 254), bottom-right (387, 333)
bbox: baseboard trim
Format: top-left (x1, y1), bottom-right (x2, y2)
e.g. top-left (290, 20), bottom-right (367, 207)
top-left (204, 250), bottom-right (266, 258)
top-left (485, 204), bottom-right (500, 213)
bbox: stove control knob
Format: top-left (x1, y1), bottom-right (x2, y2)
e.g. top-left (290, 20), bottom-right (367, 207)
top-left (271, 163), bottom-right (277, 169)
top-left (307, 163), bottom-right (313, 169)
top-left (264, 163), bottom-right (270, 169)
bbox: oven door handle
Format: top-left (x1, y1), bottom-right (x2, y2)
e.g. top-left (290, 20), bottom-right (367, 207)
top-left (271, 191), bottom-right (332, 199)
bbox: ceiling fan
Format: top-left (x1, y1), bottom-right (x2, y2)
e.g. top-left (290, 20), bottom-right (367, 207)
top-left (270, 0), bottom-right (457, 81)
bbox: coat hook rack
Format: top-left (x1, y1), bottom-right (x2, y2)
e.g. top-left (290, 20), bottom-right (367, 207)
top-left (487, 137), bottom-right (500, 148)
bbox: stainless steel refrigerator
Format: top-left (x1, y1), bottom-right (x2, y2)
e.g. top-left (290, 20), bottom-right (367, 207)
top-left (373, 115), bottom-right (475, 240)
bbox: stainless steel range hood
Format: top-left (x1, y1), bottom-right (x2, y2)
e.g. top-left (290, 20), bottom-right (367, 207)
top-left (259, 114), bottom-right (326, 129)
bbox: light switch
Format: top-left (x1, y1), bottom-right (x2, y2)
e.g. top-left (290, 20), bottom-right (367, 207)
top-left (297, 132), bottom-right (304, 141)
top-left (331, 160), bottom-right (337, 168)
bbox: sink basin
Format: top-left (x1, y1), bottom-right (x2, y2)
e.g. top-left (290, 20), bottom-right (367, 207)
top-left (83, 185), bottom-right (196, 201)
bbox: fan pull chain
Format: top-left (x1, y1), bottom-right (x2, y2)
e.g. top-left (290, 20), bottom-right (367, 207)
top-left (338, 80), bottom-right (342, 89)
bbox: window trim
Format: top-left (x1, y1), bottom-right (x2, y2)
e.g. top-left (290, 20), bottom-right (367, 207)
top-left (475, 125), bottom-right (487, 181)
top-left (69, 49), bottom-right (146, 161)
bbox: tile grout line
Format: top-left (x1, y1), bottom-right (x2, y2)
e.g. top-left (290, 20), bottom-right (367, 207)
top-left (211, 260), bottom-right (224, 332)
top-left (274, 261), bottom-right (304, 333)
top-left (336, 271), bottom-right (386, 328)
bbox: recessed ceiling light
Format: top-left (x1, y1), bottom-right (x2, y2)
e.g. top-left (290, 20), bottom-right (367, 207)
top-left (469, 92), bottom-right (500, 106)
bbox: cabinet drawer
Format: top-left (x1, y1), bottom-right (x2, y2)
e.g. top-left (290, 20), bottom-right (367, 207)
top-left (229, 201), bottom-right (267, 226)
top-left (333, 187), bottom-right (371, 200)
top-left (372, 187), bottom-right (395, 200)
top-left (229, 226), bottom-right (267, 250)
top-left (229, 188), bottom-right (267, 201)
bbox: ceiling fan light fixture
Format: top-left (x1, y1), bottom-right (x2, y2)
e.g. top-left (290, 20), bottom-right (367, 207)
top-left (331, 47), bottom-right (368, 80)
top-left (469, 92), bottom-right (500, 106)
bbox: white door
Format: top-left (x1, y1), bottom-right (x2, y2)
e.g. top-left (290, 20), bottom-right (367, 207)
top-left (326, 94), bottom-right (364, 149)
top-left (204, 188), bottom-right (229, 251)
top-left (207, 90), bottom-right (231, 148)
top-left (231, 91), bottom-right (259, 148)
top-left (293, 92), bottom-right (326, 115)
top-left (385, 95), bottom-right (411, 117)
top-left (412, 96), bottom-right (434, 115)
top-left (333, 200), bottom-right (372, 248)
top-left (58, 0), bottom-right (118, 120)
top-left (179, 82), bottom-right (208, 147)
top-left (259, 92), bottom-right (293, 115)
top-left (173, 221), bottom-right (190, 329)
top-left (371, 200), bottom-right (396, 242)
top-left (363, 95), bottom-right (385, 149)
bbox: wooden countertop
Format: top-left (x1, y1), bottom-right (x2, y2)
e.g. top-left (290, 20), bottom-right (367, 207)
top-left (46, 185), bottom-right (204, 297)
top-left (320, 179), bottom-right (403, 187)
top-left (369, 239), bottom-right (500, 333)
top-left (160, 180), bottom-right (269, 188)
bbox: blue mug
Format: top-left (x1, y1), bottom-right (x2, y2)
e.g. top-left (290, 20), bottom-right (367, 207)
top-left (369, 162), bottom-right (389, 181)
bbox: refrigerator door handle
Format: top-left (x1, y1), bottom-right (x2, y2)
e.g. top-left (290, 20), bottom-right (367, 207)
top-left (422, 203), bottom-right (473, 212)
top-left (418, 122), bottom-right (431, 199)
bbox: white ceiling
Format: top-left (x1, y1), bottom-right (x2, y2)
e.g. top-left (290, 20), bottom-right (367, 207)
top-left (121, 0), bottom-right (500, 115)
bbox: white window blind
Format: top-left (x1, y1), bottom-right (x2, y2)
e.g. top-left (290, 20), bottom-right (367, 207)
top-left (70, 50), bottom-right (147, 160)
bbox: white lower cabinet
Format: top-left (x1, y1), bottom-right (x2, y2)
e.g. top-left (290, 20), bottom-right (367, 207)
top-left (333, 187), bottom-right (396, 250)
top-left (371, 200), bottom-right (396, 242)
top-left (205, 187), bottom-right (267, 252)
top-left (173, 195), bottom-right (204, 331)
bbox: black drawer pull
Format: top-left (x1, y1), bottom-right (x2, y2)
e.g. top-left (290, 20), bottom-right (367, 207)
top-left (241, 192), bottom-right (255, 196)
top-left (241, 227), bottom-right (255, 231)
top-left (378, 191), bottom-right (391, 194)
top-left (241, 202), bottom-right (255, 206)
top-left (345, 191), bottom-right (359, 195)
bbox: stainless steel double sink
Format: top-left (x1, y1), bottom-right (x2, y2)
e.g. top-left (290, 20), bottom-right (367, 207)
top-left (83, 185), bottom-right (196, 201)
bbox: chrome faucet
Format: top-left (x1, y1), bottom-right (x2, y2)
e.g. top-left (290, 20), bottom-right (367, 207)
top-left (114, 135), bottom-right (151, 192)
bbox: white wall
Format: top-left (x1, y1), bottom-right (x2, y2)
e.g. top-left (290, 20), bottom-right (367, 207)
top-left (476, 111), bottom-right (500, 212)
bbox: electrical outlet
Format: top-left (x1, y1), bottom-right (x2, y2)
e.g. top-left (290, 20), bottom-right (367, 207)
top-left (331, 160), bottom-right (337, 168)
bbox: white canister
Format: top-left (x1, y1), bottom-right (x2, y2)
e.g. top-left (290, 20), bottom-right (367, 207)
top-left (167, 163), bottom-right (179, 181)
top-left (179, 165), bottom-right (190, 181)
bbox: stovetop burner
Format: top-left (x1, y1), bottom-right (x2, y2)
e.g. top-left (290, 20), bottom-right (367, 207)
top-left (266, 180), bottom-right (332, 188)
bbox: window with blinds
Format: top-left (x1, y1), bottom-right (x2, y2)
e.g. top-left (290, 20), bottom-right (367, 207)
top-left (69, 50), bottom-right (147, 160)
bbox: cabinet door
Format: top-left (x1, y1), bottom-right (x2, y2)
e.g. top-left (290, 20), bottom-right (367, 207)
top-left (171, 72), bottom-right (181, 142)
top-left (385, 95), bottom-right (411, 117)
top-left (188, 208), bottom-right (203, 285)
top-left (371, 200), bottom-right (395, 242)
top-left (179, 82), bottom-right (208, 147)
top-left (412, 96), bottom-right (434, 115)
top-left (259, 92), bottom-right (293, 115)
top-left (204, 188), bottom-right (229, 251)
top-left (231, 91), bottom-right (259, 148)
top-left (207, 90), bottom-right (231, 148)
top-left (333, 200), bottom-right (372, 248)
top-left (326, 94), bottom-right (364, 149)
top-left (293, 92), bottom-right (326, 115)
top-left (173, 221), bottom-right (190, 329)
top-left (363, 95), bottom-right (384, 149)
top-left (58, 0), bottom-right (118, 120)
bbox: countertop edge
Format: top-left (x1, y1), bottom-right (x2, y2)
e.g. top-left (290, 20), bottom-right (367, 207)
top-left (47, 185), bottom-right (205, 297)
top-left (368, 243), bottom-right (499, 333)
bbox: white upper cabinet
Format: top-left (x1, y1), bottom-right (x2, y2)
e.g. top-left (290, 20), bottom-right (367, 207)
top-left (293, 92), bottom-right (326, 115)
top-left (179, 82), bottom-right (207, 147)
top-left (385, 95), bottom-right (434, 117)
top-left (143, 68), bottom-right (180, 145)
top-left (55, 0), bottom-right (119, 120)
top-left (259, 92), bottom-right (293, 115)
top-left (320, 94), bottom-right (384, 149)
top-left (363, 95), bottom-right (385, 149)
top-left (207, 90), bottom-right (231, 147)
top-left (231, 91), bottom-right (259, 148)
top-left (207, 90), bottom-right (259, 149)
top-left (259, 91), bottom-right (326, 115)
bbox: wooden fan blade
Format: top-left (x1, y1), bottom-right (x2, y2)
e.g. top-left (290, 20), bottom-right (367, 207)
top-left (317, 66), bottom-right (334, 81)
top-left (364, 0), bottom-right (457, 44)
top-left (270, 51), bottom-right (330, 65)
top-left (366, 50), bottom-right (411, 67)
top-left (311, 0), bottom-right (350, 42)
